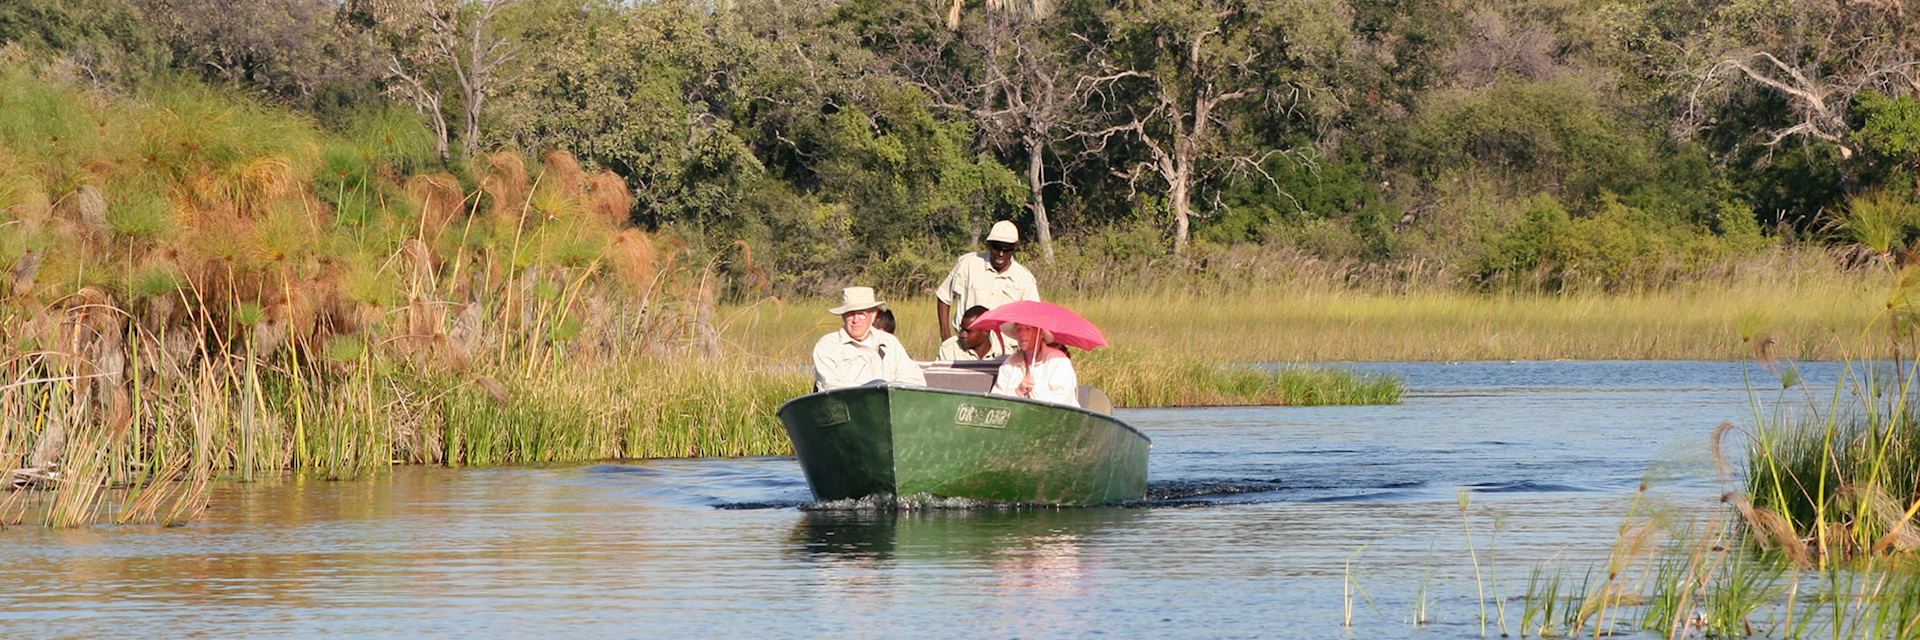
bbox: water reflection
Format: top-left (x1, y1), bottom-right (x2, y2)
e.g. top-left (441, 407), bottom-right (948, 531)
top-left (790, 507), bottom-right (1141, 562)
top-left (0, 361), bottom-right (1808, 638)
top-left (792, 508), bottom-right (1144, 638)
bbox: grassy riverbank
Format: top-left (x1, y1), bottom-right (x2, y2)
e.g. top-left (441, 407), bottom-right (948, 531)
top-left (0, 69), bottom-right (1408, 527)
top-left (0, 64), bottom-right (1890, 530)
top-left (728, 261), bottom-right (1882, 363)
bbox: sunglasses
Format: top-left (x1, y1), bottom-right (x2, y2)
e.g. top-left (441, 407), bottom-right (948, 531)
top-left (987, 242), bottom-right (1017, 253)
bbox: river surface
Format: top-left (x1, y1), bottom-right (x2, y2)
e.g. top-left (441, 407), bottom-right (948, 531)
top-left (0, 361), bottom-right (1855, 638)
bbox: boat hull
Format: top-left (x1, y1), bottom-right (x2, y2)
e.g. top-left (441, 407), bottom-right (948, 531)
top-left (778, 385), bottom-right (1150, 506)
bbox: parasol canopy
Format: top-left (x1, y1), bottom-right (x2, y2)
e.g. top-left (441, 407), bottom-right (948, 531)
top-left (969, 300), bottom-right (1108, 351)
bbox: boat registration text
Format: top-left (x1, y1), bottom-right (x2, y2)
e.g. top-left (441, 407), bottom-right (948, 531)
top-left (954, 403), bottom-right (1012, 429)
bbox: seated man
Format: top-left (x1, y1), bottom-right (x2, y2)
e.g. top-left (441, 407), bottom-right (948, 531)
top-left (812, 287), bottom-right (927, 391)
top-left (937, 305), bottom-right (1005, 361)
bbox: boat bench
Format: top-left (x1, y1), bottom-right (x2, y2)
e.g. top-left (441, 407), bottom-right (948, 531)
top-left (920, 360), bottom-right (1115, 414)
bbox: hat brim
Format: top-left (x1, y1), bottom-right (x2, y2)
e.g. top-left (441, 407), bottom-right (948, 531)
top-left (828, 301), bottom-right (887, 315)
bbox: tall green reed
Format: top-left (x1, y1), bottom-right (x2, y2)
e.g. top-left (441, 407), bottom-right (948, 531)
top-left (0, 70), bottom-right (799, 527)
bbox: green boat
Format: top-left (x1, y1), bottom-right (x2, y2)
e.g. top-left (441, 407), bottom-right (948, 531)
top-left (777, 364), bottom-right (1150, 506)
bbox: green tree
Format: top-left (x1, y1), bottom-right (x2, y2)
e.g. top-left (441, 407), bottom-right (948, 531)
top-left (376, 0), bottom-right (526, 160)
top-left (0, 0), bottom-right (165, 87)
top-left (135, 0), bottom-right (382, 110)
top-left (1083, 0), bottom-right (1354, 255)
top-left (883, 6), bottom-right (1094, 261)
top-left (1857, 92), bottom-right (1920, 196)
top-left (494, 1), bottom-right (762, 228)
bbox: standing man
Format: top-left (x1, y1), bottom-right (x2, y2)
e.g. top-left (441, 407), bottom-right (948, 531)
top-left (813, 286), bottom-right (926, 391)
top-left (935, 220), bottom-right (1040, 343)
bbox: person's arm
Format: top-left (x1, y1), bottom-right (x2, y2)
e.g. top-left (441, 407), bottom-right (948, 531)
top-left (988, 359), bottom-right (1021, 397)
top-left (1021, 268), bottom-right (1041, 302)
top-left (1050, 359), bottom-right (1079, 406)
top-left (884, 335), bottom-right (927, 386)
top-left (812, 342), bottom-right (836, 391)
top-left (936, 300), bottom-right (953, 341)
top-left (935, 257), bottom-right (965, 340)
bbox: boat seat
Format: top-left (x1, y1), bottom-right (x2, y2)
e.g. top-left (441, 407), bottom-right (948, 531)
top-left (922, 360), bottom-right (1000, 395)
top-left (923, 361), bottom-right (1114, 414)
top-left (1078, 386), bottom-right (1114, 414)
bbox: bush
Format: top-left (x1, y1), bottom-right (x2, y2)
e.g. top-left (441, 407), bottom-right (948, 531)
top-left (0, 0), bottom-right (166, 88)
top-left (1471, 195), bottom-right (1573, 290)
top-left (1405, 78), bottom-right (1652, 205)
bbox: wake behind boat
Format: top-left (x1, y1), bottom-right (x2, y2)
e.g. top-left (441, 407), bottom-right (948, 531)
top-left (778, 364), bottom-right (1150, 506)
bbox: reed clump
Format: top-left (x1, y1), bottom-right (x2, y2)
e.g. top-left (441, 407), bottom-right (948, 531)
top-left (1487, 338), bottom-right (1920, 636)
top-left (0, 70), bottom-right (800, 527)
top-left (1731, 257), bottom-right (1920, 565)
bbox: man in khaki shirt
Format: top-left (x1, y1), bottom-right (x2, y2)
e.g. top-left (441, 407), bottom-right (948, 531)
top-left (812, 287), bottom-right (927, 391)
top-left (935, 220), bottom-right (1040, 342)
top-left (937, 305), bottom-right (1006, 361)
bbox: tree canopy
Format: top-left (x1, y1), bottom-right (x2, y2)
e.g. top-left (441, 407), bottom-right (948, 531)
top-left (3, 0), bottom-right (1918, 294)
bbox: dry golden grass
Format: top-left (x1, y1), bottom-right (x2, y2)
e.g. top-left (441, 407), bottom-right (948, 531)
top-left (724, 264), bottom-right (1882, 364)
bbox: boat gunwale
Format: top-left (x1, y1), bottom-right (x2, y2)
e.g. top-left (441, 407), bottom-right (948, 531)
top-left (776, 384), bottom-right (1152, 445)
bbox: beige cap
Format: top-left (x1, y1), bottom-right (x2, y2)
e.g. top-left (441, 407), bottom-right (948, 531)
top-left (986, 220), bottom-right (1019, 244)
top-left (828, 286), bottom-right (887, 315)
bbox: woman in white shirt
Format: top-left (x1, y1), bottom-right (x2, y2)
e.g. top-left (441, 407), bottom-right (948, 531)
top-left (990, 324), bottom-right (1078, 407)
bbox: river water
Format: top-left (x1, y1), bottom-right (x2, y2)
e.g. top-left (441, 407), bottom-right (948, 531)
top-left (0, 361), bottom-right (1854, 638)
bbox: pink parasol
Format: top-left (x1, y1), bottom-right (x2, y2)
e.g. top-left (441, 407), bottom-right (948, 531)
top-left (969, 300), bottom-right (1109, 351)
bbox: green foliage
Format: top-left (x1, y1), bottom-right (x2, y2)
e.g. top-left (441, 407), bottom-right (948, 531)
top-left (135, 0), bottom-right (382, 109)
top-left (1472, 195), bottom-right (1574, 290)
top-left (495, 1), bottom-right (762, 228)
top-left (1858, 92), bottom-right (1920, 171)
top-left (535, 224), bottom-right (609, 268)
top-left (1738, 143), bottom-right (1851, 231)
top-left (1407, 78), bottom-right (1651, 205)
top-left (865, 240), bottom-right (948, 297)
top-left (0, 0), bottom-right (166, 87)
top-left (1838, 189), bottom-right (1920, 258)
top-left (234, 301), bottom-right (266, 327)
top-left (106, 180), bottom-right (176, 241)
top-left (1472, 191), bottom-right (1772, 292)
top-left (1209, 152), bottom-right (1398, 260)
top-left (323, 334), bottom-right (367, 364)
top-left (0, 67), bottom-right (116, 193)
top-left (1745, 360), bottom-right (1920, 561)
top-left (1081, 347), bottom-right (1403, 407)
top-left (798, 84), bottom-right (1024, 260)
top-left (138, 79), bottom-right (321, 192)
top-left (314, 107), bottom-right (438, 229)
top-left (0, 0), bottom-right (1912, 295)
top-left (319, 143), bottom-right (379, 226)
top-left (130, 263), bottom-right (182, 299)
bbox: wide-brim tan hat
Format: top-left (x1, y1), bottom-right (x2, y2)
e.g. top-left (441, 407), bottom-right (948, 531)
top-left (828, 286), bottom-right (887, 315)
top-left (986, 220), bottom-right (1019, 244)
top-left (1002, 322), bottom-right (1054, 344)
